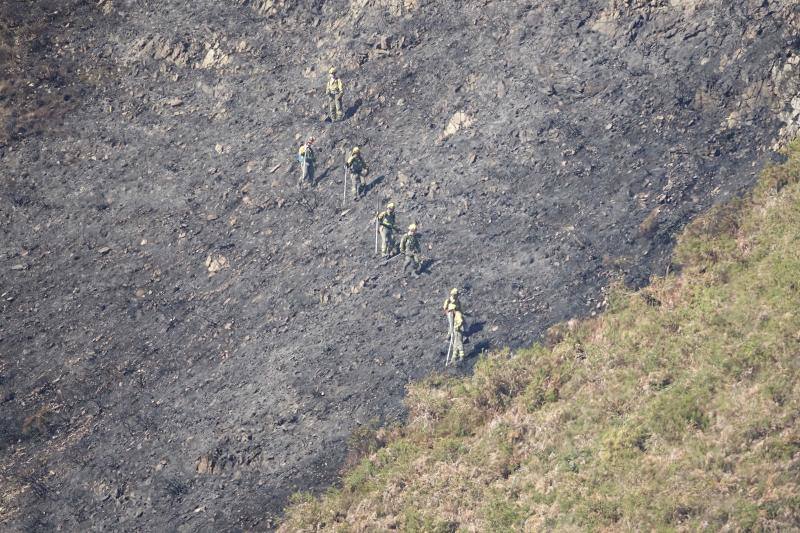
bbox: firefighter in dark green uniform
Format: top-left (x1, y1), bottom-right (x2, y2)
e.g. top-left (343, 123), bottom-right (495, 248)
top-left (399, 223), bottom-right (423, 276)
top-left (376, 202), bottom-right (398, 257)
top-left (297, 137), bottom-right (316, 187)
top-left (450, 309), bottom-right (466, 364)
top-left (346, 147), bottom-right (369, 199)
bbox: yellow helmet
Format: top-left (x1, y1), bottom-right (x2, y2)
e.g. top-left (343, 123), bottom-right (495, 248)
top-left (387, 202), bottom-right (395, 210)
top-left (329, 67), bottom-right (337, 75)
top-left (352, 146), bottom-right (360, 154)
top-left (450, 288), bottom-right (459, 296)
top-left (408, 223), bottom-right (417, 232)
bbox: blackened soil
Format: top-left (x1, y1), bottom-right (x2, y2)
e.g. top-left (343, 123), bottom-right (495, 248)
top-left (1, 0), bottom-right (798, 530)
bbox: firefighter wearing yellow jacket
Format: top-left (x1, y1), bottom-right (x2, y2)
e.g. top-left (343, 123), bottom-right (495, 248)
top-left (326, 67), bottom-right (343, 121)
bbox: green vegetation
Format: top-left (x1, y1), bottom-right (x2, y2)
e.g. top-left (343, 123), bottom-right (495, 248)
top-left (281, 140), bottom-right (800, 531)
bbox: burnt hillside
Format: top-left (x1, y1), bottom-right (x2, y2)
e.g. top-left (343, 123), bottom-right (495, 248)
top-left (1, 0), bottom-right (798, 530)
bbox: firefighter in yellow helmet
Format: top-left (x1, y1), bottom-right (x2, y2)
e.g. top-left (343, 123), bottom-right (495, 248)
top-left (326, 67), bottom-right (344, 121)
top-left (375, 202), bottom-right (399, 257)
top-left (442, 287), bottom-right (461, 315)
top-left (442, 287), bottom-right (462, 341)
top-left (297, 136), bottom-right (316, 187)
top-left (346, 146), bottom-right (369, 199)
top-left (399, 223), bottom-right (423, 276)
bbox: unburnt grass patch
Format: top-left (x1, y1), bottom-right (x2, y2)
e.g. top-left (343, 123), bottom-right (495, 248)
top-left (282, 140), bottom-right (800, 530)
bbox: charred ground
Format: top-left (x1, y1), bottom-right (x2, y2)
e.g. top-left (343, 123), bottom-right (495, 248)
top-left (1, 0), bottom-right (799, 530)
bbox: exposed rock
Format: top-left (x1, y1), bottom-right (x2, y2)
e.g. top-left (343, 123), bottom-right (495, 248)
top-left (196, 454), bottom-right (214, 474)
top-left (441, 111), bottom-right (473, 140)
top-left (205, 254), bottom-right (229, 274)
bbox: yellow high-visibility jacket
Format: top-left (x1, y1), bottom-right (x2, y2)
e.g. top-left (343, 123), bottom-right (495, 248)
top-left (453, 311), bottom-right (464, 331)
top-left (326, 77), bottom-right (343, 96)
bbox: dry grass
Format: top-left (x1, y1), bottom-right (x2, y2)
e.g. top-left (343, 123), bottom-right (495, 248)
top-left (281, 139), bottom-right (800, 531)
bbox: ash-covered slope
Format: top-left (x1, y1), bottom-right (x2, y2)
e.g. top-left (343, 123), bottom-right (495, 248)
top-left (1, 0), bottom-right (798, 530)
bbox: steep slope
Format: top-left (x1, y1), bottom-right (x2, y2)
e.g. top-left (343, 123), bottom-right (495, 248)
top-left (1, 0), bottom-right (798, 530)
top-left (282, 140), bottom-right (800, 531)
